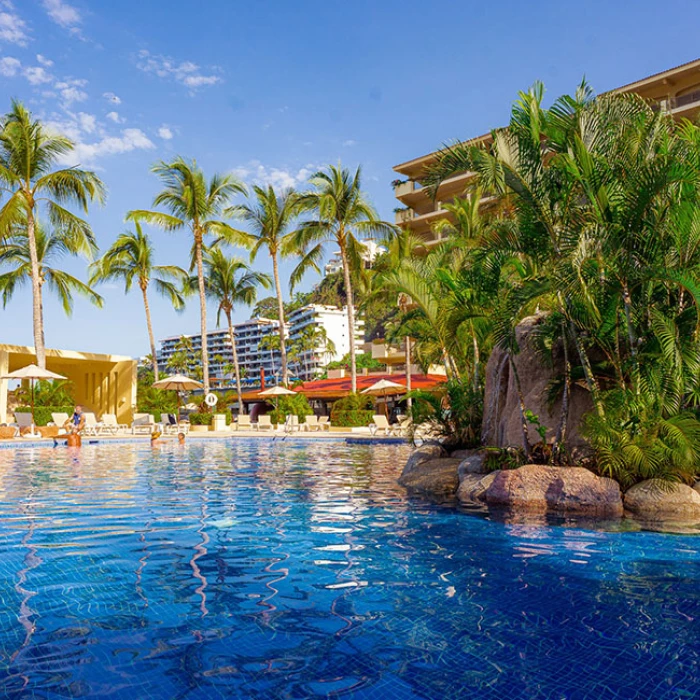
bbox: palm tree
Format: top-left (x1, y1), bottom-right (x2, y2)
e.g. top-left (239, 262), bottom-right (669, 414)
top-left (292, 165), bottom-right (396, 393)
top-left (0, 221), bottom-right (103, 320)
top-left (197, 247), bottom-right (271, 413)
top-left (126, 157), bottom-right (246, 392)
top-left (230, 186), bottom-right (303, 385)
top-left (0, 100), bottom-right (105, 367)
top-left (89, 222), bottom-right (187, 381)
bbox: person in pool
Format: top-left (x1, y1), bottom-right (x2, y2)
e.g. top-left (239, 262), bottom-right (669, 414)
top-left (64, 405), bottom-right (85, 435)
top-left (150, 430), bottom-right (164, 446)
top-left (177, 432), bottom-right (186, 445)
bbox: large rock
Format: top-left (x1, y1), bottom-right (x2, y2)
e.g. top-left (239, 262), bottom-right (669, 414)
top-left (458, 473), bottom-right (497, 503)
top-left (484, 464), bottom-right (623, 516)
top-left (401, 443), bottom-right (446, 478)
top-left (624, 481), bottom-right (700, 520)
top-left (458, 451), bottom-right (487, 478)
top-left (481, 315), bottom-right (593, 451)
top-left (398, 458), bottom-right (462, 497)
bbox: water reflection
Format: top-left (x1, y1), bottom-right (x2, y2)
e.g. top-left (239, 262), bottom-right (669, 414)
top-left (0, 440), bottom-right (697, 699)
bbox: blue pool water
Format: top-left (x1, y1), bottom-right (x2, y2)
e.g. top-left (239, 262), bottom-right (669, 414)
top-left (0, 440), bottom-right (697, 699)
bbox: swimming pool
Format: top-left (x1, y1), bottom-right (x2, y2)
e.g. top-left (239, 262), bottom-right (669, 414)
top-left (0, 440), bottom-right (697, 698)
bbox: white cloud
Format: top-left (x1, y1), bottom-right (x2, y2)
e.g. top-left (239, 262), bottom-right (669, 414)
top-left (42, 0), bottom-right (81, 29)
top-left (106, 110), bottom-right (123, 123)
top-left (136, 49), bottom-right (222, 90)
top-left (36, 53), bottom-right (53, 67)
top-left (342, 139), bottom-right (358, 147)
top-left (233, 160), bottom-right (316, 190)
top-left (56, 128), bottom-right (155, 166)
top-left (0, 55), bottom-right (20, 76)
top-left (77, 112), bottom-right (96, 133)
top-left (157, 125), bottom-right (173, 140)
top-left (103, 91), bottom-right (121, 104)
top-left (56, 78), bottom-right (88, 106)
top-left (24, 65), bottom-right (53, 85)
top-left (0, 2), bottom-right (28, 46)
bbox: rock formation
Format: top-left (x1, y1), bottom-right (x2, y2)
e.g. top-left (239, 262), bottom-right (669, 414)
top-left (624, 480), bottom-right (700, 522)
top-left (481, 315), bottom-right (593, 451)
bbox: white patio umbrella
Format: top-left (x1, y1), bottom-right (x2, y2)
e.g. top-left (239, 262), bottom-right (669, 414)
top-left (152, 374), bottom-right (203, 416)
top-left (361, 378), bottom-right (406, 418)
top-left (258, 385), bottom-right (297, 411)
top-left (2, 364), bottom-right (67, 425)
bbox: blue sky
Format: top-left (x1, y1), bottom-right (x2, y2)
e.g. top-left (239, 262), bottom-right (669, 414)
top-left (1, 0), bottom-right (698, 358)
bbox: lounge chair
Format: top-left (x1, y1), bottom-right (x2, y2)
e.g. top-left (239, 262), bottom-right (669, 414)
top-left (101, 414), bottom-right (128, 435)
top-left (255, 415), bottom-right (274, 431)
top-left (50, 412), bottom-right (70, 435)
top-left (303, 415), bottom-right (320, 432)
top-left (369, 414), bottom-right (401, 436)
top-left (318, 416), bottom-right (331, 431)
top-left (82, 412), bottom-right (102, 436)
top-left (132, 413), bottom-right (156, 435)
top-left (284, 414), bottom-right (300, 433)
top-left (233, 414), bottom-right (251, 431)
top-left (12, 412), bottom-right (39, 437)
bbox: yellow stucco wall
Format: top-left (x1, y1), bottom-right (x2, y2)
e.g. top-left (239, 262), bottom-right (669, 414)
top-left (0, 344), bottom-right (137, 424)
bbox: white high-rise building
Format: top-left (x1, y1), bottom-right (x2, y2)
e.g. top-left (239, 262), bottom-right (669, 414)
top-left (157, 317), bottom-right (288, 386)
top-left (324, 239), bottom-right (386, 277)
top-left (288, 304), bottom-right (364, 381)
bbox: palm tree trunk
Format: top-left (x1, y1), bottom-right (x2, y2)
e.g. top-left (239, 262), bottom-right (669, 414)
top-left (271, 252), bottom-right (288, 385)
top-left (339, 243), bottom-right (358, 393)
top-left (141, 284), bottom-right (159, 381)
top-left (569, 319), bottom-right (604, 417)
top-left (472, 334), bottom-right (480, 395)
top-left (226, 310), bottom-right (244, 414)
top-left (554, 320), bottom-right (570, 461)
top-left (26, 208), bottom-right (46, 369)
top-left (510, 355), bottom-right (531, 460)
top-left (195, 232), bottom-right (209, 393)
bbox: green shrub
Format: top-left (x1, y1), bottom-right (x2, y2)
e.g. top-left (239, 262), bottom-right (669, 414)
top-left (189, 413), bottom-right (213, 426)
top-left (331, 394), bottom-right (375, 427)
top-left (15, 405), bottom-right (74, 427)
top-left (408, 379), bottom-right (482, 448)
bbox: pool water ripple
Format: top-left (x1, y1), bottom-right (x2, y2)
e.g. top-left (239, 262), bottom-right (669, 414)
top-left (0, 440), bottom-right (697, 698)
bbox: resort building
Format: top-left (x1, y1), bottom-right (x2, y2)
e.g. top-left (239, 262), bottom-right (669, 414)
top-left (0, 343), bottom-right (137, 424)
top-left (393, 58), bottom-right (700, 244)
top-left (324, 238), bottom-right (386, 276)
top-left (158, 306), bottom-right (363, 385)
top-left (287, 304), bottom-right (365, 381)
top-left (158, 318), bottom-right (285, 387)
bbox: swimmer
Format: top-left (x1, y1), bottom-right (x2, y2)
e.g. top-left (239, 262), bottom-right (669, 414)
top-left (53, 431), bottom-right (82, 447)
top-left (177, 432), bottom-right (186, 445)
top-left (150, 430), bottom-right (163, 446)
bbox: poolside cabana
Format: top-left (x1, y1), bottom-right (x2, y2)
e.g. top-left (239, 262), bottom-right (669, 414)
top-left (0, 343), bottom-right (137, 425)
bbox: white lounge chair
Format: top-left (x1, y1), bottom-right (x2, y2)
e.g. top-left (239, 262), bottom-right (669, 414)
top-left (303, 415), bottom-right (320, 432)
top-left (233, 415), bottom-right (251, 431)
top-left (101, 414), bottom-right (128, 435)
top-left (82, 412), bottom-right (102, 436)
top-left (369, 414), bottom-right (403, 436)
top-left (318, 416), bottom-right (331, 431)
top-left (255, 415), bottom-right (274, 431)
top-left (12, 412), bottom-right (40, 437)
top-left (284, 414), bottom-right (300, 433)
top-left (50, 412), bottom-right (70, 434)
top-left (132, 413), bottom-right (156, 435)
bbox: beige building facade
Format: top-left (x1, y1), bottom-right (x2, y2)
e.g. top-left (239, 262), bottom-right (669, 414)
top-left (0, 344), bottom-right (137, 424)
top-left (393, 59), bottom-right (700, 243)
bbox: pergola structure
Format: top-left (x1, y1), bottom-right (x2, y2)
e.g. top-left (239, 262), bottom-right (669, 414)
top-left (0, 344), bottom-right (137, 425)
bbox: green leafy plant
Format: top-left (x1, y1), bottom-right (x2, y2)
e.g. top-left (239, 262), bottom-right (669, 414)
top-left (269, 393), bottom-right (314, 425)
top-left (15, 405), bottom-right (74, 427)
top-left (330, 393), bottom-right (375, 427)
top-left (408, 379), bottom-right (483, 448)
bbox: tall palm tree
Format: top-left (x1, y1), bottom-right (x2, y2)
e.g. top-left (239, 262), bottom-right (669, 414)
top-left (292, 165), bottom-right (396, 393)
top-left (126, 157), bottom-right (246, 392)
top-left (0, 100), bottom-right (105, 367)
top-left (89, 222), bottom-right (187, 381)
top-left (197, 247), bottom-right (271, 412)
top-left (230, 186), bottom-right (303, 385)
top-left (0, 221), bottom-right (103, 319)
